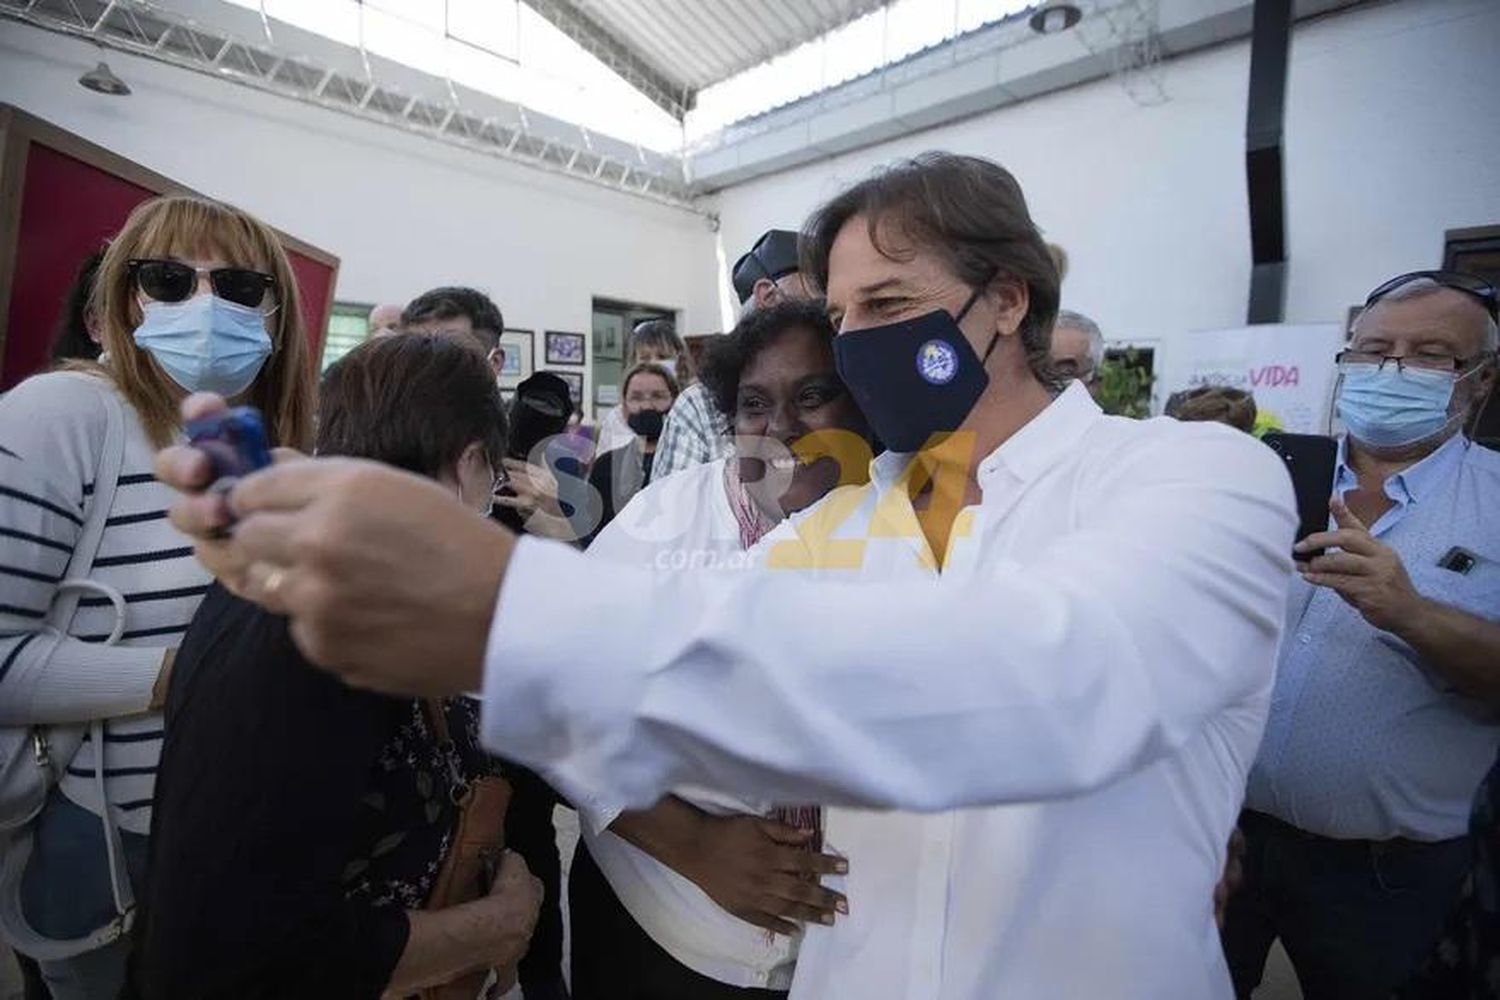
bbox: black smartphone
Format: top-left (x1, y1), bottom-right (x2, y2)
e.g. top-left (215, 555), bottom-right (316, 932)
top-left (1262, 432), bottom-right (1337, 559)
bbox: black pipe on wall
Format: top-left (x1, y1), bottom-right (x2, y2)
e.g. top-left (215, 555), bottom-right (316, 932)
top-left (1245, 0), bottom-right (1293, 324)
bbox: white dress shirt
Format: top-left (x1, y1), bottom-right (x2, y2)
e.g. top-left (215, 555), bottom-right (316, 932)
top-left (581, 458), bottom-right (799, 990)
top-left (483, 384), bottom-right (1297, 998)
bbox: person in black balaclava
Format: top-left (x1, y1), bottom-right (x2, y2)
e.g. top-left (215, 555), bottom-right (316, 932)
top-left (492, 371), bottom-right (574, 536)
top-left (484, 369), bottom-right (577, 1000)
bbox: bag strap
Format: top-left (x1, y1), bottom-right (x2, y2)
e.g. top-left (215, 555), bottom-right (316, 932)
top-left (47, 381), bottom-right (127, 635)
top-left (421, 700), bottom-right (471, 805)
top-left (422, 699), bottom-right (452, 743)
top-left (56, 385), bottom-right (135, 918)
top-left (0, 382), bottom-right (135, 957)
top-left (92, 718), bottom-right (134, 917)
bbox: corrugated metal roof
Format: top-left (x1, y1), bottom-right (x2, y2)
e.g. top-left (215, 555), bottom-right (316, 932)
top-left (549, 0), bottom-right (890, 99)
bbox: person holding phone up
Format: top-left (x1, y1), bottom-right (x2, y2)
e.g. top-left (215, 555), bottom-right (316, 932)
top-left (1223, 270), bottom-right (1500, 1000)
top-left (153, 153), bottom-right (1299, 999)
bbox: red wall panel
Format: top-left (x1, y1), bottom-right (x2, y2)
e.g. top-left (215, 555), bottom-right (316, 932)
top-left (3, 144), bottom-right (152, 389)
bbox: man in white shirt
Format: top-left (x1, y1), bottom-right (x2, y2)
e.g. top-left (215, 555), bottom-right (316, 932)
top-left (158, 151), bottom-right (1296, 997)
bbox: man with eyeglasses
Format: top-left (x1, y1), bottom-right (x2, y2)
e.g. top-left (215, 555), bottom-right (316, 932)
top-left (1049, 309), bottom-right (1105, 398)
top-left (1223, 270), bottom-right (1500, 999)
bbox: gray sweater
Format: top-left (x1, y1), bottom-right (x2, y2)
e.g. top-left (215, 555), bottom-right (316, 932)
top-left (0, 371), bottom-right (209, 833)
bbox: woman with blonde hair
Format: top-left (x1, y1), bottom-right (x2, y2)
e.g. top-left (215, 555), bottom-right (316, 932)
top-left (0, 194), bottom-right (315, 998)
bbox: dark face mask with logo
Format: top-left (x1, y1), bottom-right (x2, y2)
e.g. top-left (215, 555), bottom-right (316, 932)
top-left (833, 286), bottom-right (1000, 452)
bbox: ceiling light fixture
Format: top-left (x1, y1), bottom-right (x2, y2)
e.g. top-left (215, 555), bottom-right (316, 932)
top-left (79, 61), bottom-right (131, 96)
top-left (1029, 3), bottom-right (1084, 35)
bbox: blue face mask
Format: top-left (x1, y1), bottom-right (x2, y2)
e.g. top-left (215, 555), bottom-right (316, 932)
top-left (133, 295), bottom-right (273, 397)
top-left (1335, 363), bottom-right (1463, 449)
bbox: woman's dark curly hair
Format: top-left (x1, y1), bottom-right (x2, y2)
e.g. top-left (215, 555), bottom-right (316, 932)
top-left (699, 299), bottom-right (836, 422)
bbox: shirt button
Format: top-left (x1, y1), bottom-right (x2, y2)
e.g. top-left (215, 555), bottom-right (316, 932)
top-left (1299, 634), bottom-right (1312, 644)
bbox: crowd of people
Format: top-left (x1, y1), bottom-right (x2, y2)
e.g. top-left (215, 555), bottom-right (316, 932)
top-left (0, 149), bottom-right (1495, 1000)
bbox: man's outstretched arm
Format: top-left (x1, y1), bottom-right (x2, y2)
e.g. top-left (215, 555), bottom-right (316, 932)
top-left (160, 402), bottom-right (1294, 813)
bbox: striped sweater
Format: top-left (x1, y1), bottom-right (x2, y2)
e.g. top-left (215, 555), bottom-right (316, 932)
top-left (0, 371), bottom-right (210, 834)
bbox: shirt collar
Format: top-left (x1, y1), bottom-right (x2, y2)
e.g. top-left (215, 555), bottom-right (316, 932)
top-left (870, 381), bottom-right (1103, 492)
top-left (1335, 432), bottom-right (1468, 505)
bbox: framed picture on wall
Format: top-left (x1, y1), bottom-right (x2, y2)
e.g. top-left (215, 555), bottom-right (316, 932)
top-left (595, 383), bottom-right (619, 407)
top-left (499, 329), bottom-right (533, 389)
top-left (545, 330), bottom-right (586, 366)
top-left (593, 312), bottom-right (624, 361)
top-left (554, 370), bottom-right (584, 408)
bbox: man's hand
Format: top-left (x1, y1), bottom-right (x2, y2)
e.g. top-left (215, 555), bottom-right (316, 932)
top-left (155, 393), bottom-right (307, 598)
top-left (678, 813), bottom-right (849, 937)
top-left (156, 394), bottom-right (513, 696)
top-left (1296, 497), bottom-right (1423, 632)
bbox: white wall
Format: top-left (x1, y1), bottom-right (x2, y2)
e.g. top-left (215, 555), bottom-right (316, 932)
top-left (5, 0), bottom-right (1496, 385)
top-left (0, 21), bottom-right (723, 409)
top-left (707, 0), bottom-right (1500, 350)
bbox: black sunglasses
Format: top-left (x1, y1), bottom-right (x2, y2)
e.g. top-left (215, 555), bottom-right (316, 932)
top-left (127, 258), bottom-right (277, 311)
top-left (1365, 269), bottom-right (1498, 321)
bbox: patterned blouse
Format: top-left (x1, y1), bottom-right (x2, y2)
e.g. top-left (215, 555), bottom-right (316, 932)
top-left (142, 586), bottom-right (508, 999)
top-left (342, 697), bottom-right (501, 911)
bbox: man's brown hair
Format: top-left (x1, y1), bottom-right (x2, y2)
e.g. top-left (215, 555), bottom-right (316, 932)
top-left (801, 152), bottom-right (1061, 385)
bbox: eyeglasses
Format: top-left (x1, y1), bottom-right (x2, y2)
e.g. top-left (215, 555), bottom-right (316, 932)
top-left (1365, 270), bottom-right (1498, 322)
top-left (128, 258), bottom-right (277, 312)
top-left (625, 390), bottom-right (674, 406)
top-left (1335, 349), bottom-right (1491, 376)
top-left (1053, 359), bottom-right (1097, 383)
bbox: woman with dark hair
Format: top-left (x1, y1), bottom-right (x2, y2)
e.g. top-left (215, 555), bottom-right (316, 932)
top-left (50, 250), bottom-right (105, 363)
top-left (569, 299), bottom-right (871, 1000)
top-left (138, 334), bottom-right (542, 999)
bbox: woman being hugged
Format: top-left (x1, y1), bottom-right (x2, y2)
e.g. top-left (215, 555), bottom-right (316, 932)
top-left (0, 195), bottom-right (314, 998)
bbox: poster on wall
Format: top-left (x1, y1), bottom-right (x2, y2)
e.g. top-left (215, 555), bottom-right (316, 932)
top-left (1155, 324), bottom-right (1346, 435)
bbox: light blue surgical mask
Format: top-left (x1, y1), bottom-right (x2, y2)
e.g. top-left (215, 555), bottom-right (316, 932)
top-left (133, 294), bottom-right (273, 396)
top-left (1335, 363), bottom-right (1465, 449)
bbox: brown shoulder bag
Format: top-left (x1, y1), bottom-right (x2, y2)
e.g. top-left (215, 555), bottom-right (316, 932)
top-left (412, 699), bottom-right (514, 1000)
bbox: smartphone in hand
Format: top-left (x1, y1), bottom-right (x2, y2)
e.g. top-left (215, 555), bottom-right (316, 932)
top-left (1262, 432), bottom-right (1337, 560)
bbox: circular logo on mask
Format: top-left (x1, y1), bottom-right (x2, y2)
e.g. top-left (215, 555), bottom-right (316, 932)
top-left (916, 339), bottom-right (960, 385)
